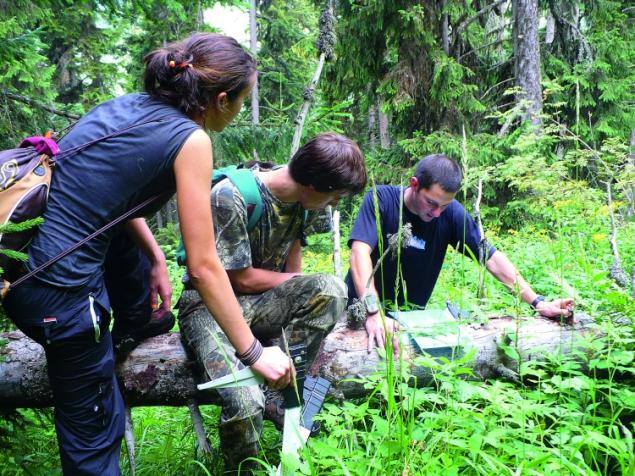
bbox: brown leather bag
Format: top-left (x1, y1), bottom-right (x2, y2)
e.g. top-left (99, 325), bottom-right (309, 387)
top-left (0, 137), bottom-right (56, 275)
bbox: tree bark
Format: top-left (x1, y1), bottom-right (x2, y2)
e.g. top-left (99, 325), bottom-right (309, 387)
top-left (0, 314), bottom-right (596, 407)
top-left (368, 103), bottom-right (377, 149)
top-left (627, 129), bottom-right (635, 217)
top-left (331, 207), bottom-right (342, 279)
top-left (290, 53), bottom-right (327, 157)
top-left (124, 406), bottom-right (136, 475)
top-left (289, 2), bottom-right (335, 158)
top-left (154, 210), bottom-right (163, 230)
top-left (513, 0), bottom-right (543, 127)
top-left (441, 0), bottom-right (449, 55)
top-left (313, 314), bottom-right (595, 400)
top-left (0, 332), bottom-right (216, 408)
top-left (606, 183), bottom-right (629, 289)
top-left (545, 11), bottom-right (556, 45)
top-left (378, 98), bottom-right (391, 149)
top-left (249, 0), bottom-right (260, 126)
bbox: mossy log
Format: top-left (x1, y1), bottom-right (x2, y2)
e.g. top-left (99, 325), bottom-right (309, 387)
top-left (0, 314), bottom-right (595, 408)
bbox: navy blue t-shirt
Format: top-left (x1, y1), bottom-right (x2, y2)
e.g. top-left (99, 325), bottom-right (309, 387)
top-left (28, 93), bottom-right (200, 287)
top-left (346, 185), bottom-right (496, 307)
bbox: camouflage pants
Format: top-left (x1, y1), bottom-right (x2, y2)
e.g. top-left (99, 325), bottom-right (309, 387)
top-left (178, 274), bottom-right (347, 472)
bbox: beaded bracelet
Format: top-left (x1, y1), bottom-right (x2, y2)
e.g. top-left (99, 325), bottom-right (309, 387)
top-left (235, 338), bottom-right (263, 366)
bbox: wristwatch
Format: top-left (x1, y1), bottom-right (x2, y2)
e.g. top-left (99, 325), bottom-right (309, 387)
top-left (363, 293), bottom-right (380, 315)
top-left (530, 295), bottom-right (545, 310)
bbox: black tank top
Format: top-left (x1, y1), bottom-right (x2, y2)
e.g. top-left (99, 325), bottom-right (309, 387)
top-left (27, 93), bottom-right (200, 287)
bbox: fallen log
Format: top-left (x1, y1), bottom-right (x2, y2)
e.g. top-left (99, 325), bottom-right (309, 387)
top-left (313, 313), bottom-right (596, 399)
top-left (0, 332), bottom-right (217, 408)
top-left (0, 314), bottom-right (596, 408)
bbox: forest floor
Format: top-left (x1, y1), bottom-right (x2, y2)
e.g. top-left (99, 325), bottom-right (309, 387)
top-left (1, 220), bottom-right (633, 475)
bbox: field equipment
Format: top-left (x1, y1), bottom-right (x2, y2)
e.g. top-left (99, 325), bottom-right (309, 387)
top-left (389, 301), bottom-right (469, 359)
top-left (197, 342), bottom-right (331, 475)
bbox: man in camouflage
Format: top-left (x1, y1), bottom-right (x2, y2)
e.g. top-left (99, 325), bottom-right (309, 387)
top-left (178, 133), bottom-right (367, 472)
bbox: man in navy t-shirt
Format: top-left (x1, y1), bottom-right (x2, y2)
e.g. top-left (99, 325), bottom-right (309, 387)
top-left (346, 154), bottom-right (574, 353)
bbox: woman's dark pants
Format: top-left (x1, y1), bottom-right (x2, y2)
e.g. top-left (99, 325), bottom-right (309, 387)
top-left (3, 232), bottom-right (152, 475)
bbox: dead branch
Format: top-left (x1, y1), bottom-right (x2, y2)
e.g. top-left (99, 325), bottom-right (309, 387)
top-left (458, 38), bottom-right (508, 62)
top-left (1, 90), bottom-right (80, 120)
top-left (452, 0), bottom-right (507, 45)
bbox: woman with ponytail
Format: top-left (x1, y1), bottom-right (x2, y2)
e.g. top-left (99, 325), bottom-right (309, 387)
top-left (3, 33), bottom-right (293, 475)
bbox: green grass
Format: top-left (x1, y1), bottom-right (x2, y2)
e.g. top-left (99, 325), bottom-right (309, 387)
top-left (296, 219), bottom-right (634, 476)
top-left (1, 215), bottom-right (633, 475)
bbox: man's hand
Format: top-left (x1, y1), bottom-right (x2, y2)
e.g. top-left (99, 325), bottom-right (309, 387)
top-left (149, 256), bottom-right (172, 312)
top-left (535, 298), bottom-right (574, 319)
top-left (365, 312), bottom-right (399, 357)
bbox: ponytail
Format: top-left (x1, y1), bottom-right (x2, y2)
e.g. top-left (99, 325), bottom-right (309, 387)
top-left (144, 33), bottom-right (256, 116)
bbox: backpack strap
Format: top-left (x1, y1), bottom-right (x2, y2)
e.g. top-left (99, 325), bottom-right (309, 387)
top-left (8, 191), bottom-right (169, 292)
top-left (6, 119), bottom-right (174, 291)
top-left (51, 118), bottom-right (166, 163)
top-left (222, 167), bottom-right (263, 231)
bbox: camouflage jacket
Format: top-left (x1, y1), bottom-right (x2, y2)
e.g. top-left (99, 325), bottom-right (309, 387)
top-left (211, 166), bottom-right (330, 272)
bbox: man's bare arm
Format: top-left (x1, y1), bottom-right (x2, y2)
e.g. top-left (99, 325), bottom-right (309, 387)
top-left (284, 239), bottom-right (302, 273)
top-left (485, 251), bottom-right (573, 318)
top-left (349, 240), bottom-right (398, 354)
top-left (227, 267), bottom-right (299, 294)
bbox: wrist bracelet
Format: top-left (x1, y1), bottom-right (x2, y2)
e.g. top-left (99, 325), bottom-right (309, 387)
top-left (235, 338), bottom-right (263, 366)
top-left (530, 295), bottom-right (545, 310)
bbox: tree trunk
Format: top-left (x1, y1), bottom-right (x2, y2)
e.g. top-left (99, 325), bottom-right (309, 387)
top-left (627, 129), bottom-right (635, 217)
top-left (0, 332), bottom-right (216, 408)
top-left (331, 207), bottom-right (342, 279)
top-left (313, 314), bottom-right (595, 400)
top-left (290, 53), bottom-right (327, 157)
top-left (290, 2), bottom-right (335, 158)
top-left (0, 314), bottom-right (596, 407)
top-left (441, 0), bottom-right (449, 55)
top-left (368, 103), bottom-right (377, 149)
top-left (545, 10), bottom-right (556, 45)
top-left (163, 196), bottom-right (178, 225)
top-left (378, 98), bottom-right (391, 149)
top-left (249, 0), bottom-right (259, 126)
top-left (154, 210), bottom-right (163, 230)
top-left (606, 183), bottom-right (629, 289)
top-left (513, 0), bottom-right (543, 127)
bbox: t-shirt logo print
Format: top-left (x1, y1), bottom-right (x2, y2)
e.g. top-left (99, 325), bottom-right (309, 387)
top-left (408, 235), bottom-right (426, 250)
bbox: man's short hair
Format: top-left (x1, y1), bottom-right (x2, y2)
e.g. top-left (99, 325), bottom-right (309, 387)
top-left (289, 133), bottom-right (367, 194)
top-left (414, 154), bottom-right (462, 193)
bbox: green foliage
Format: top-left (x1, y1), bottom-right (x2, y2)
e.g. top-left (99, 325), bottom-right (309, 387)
top-left (0, 1), bottom-right (633, 474)
top-left (257, 0), bottom-right (318, 118)
top-left (0, 218), bottom-right (44, 278)
top-left (0, 4), bottom-right (61, 148)
top-left (300, 209), bottom-right (634, 475)
top-left (543, 0), bottom-right (635, 144)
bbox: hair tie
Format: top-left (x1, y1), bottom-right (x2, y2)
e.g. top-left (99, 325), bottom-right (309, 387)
top-left (168, 59), bottom-right (193, 73)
